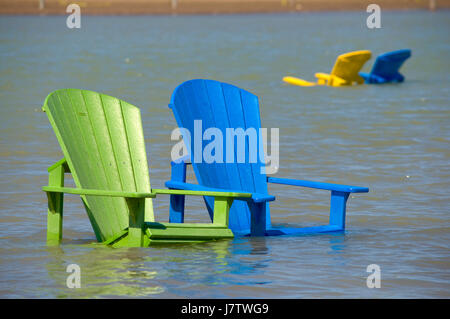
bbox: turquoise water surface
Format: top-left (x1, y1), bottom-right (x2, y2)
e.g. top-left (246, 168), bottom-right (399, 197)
top-left (0, 11), bottom-right (449, 298)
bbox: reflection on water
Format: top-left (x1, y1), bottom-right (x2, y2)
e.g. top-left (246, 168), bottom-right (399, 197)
top-left (0, 11), bottom-right (449, 298)
top-left (40, 238), bottom-right (273, 298)
top-left (45, 246), bottom-right (163, 298)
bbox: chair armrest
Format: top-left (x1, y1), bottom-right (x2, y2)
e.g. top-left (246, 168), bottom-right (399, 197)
top-left (152, 188), bottom-right (251, 199)
top-left (315, 72), bottom-right (332, 85)
top-left (315, 72), bottom-right (331, 80)
top-left (42, 186), bottom-right (156, 198)
top-left (43, 186), bottom-right (248, 199)
top-left (267, 177), bottom-right (369, 193)
top-left (165, 181), bottom-right (275, 203)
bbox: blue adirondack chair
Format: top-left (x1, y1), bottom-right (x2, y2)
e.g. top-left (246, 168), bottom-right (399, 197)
top-left (359, 49), bottom-right (411, 84)
top-left (165, 79), bottom-right (369, 236)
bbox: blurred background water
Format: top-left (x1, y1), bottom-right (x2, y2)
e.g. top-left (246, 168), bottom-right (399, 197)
top-left (0, 11), bottom-right (449, 298)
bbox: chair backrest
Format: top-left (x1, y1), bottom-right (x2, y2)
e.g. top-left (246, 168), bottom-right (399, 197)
top-left (43, 89), bottom-right (154, 242)
top-left (370, 49), bottom-right (411, 81)
top-left (169, 79), bottom-right (270, 233)
top-left (330, 50), bottom-right (372, 84)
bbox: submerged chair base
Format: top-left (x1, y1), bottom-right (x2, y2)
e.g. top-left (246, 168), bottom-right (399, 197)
top-left (103, 223), bottom-right (234, 247)
top-left (283, 50), bottom-right (372, 87)
top-left (359, 72), bottom-right (405, 84)
top-left (283, 71), bottom-right (366, 87)
top-left (359, 49), bottom-right (411, 84)
top-left (43, 158), bottom-right (250, 247)
top-left (166, 157), bottom-right (368, 238)
top-left (243, 225), bottom-right (342, 237)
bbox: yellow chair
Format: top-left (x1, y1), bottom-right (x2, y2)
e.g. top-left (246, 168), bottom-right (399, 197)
top-left (283, 50), bottom-right (372, 87)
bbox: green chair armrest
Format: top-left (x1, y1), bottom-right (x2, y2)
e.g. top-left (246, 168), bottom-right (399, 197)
top-left (42, 186), bottom-right (156, 198)
top-left (151, 188), bottom-right (252, 199)
top-left (42, 186), bottom-right (251, 199)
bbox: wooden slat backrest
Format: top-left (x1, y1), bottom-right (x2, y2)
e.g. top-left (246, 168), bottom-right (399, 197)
top-left (43, 89), bottom-right (154, 242)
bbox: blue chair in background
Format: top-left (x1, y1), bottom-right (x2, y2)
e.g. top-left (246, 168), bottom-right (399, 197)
top-left (360, 49), bottom-right (411, 84)
top-left (165, 79), bottom-right (369, 236)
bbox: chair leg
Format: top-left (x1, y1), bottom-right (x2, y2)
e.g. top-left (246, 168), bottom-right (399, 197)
top-left (126, 198), bottom-right (146, 247)
top-left (169, 161), bottom-right (186, 223)
top-left (46, 164), bottom-right (65, 245)
top-left (213, 197), bottom-right (234, 227)
top-left (329, 191), bottom-right (350, 230)
top-left (248, 202), bottom-right (267, 236)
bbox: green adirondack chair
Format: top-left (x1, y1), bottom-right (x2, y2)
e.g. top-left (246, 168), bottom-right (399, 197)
top-left (42, 89), bottom-right (251, 247)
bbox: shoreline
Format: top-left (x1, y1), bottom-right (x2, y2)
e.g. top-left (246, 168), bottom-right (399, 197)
top-left (1, 0), bottom-right (449, 15)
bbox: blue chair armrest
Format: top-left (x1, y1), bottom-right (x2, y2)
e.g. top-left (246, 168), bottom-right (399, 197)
top-left (267, 177), bottom-right (369, 193)
top-left (165, 181), bottom-right (275, 203)
top-left (268, 177), bottom-right (368, 230)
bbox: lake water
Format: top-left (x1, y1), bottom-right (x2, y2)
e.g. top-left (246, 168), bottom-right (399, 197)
top-left (0, 11), bottom-right (449, 298)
